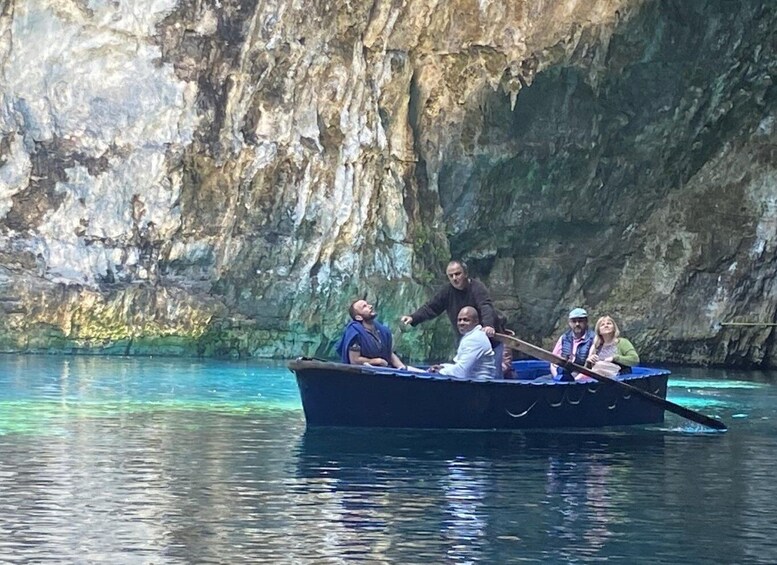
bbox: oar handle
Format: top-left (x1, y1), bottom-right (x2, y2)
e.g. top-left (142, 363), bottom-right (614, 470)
top-left (494, 333), bottom-right (728, 432)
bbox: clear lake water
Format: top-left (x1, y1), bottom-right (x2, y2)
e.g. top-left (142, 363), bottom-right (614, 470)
top-left (0, 355), bottom-right (775, 564)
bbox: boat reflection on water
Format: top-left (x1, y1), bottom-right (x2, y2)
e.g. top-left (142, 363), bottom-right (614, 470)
top-left (295, 426), bottom-right (668, 465)
top-left (292, 428), bottom-right (668, 561)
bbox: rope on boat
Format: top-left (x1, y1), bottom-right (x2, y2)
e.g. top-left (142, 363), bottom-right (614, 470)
top-left (505, 401), bottom-right (538, 418)
top-left (566, 392), bottom-right (583, 405)
top-left (505, 376), bottom-right (662, 418)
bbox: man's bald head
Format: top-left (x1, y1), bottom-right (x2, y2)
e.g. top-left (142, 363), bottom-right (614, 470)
top-left (456, 306), bottom-right (480, 335)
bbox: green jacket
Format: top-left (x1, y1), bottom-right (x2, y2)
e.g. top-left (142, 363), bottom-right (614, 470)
top-left (590, 338), bottom-right (640, 367)
top-left (613, 338), bottom-right (639, 367)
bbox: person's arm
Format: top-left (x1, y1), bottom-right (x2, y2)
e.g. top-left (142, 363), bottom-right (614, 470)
top-left (613, 338), bottom-right (639, 367)
top-left (390, 352), bottom-right (406, 370)
top-left (501, 347), bottom-right (513, 372)
top-left (406, 286), bottom-right (449, 326)
top-left (439, 334), bottom-right (488, 378)
top-left (550, 336), bottom-right (563, 376)
top-left (348, 344), bottom-right (389, 366)
top-left (586, 347), bottom-right (599, 367)
top-left (349, 350), bottom-right (389, 366)
top-left (470, 280), bottom-right (496, 330)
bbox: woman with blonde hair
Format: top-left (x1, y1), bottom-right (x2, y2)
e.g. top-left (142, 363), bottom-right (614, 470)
top-left (586, 316), bottom-right (639, 376)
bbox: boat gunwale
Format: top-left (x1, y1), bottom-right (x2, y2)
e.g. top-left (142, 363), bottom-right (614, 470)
top-left (288, 358), bottom-right (671, 386)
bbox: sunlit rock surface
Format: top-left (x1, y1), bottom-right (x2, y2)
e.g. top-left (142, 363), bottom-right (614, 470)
top-left (0, 0), bottom-right (775, 366)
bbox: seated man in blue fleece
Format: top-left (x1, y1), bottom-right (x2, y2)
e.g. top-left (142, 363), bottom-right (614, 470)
top-left (337, 299), bottom-right (407, 369)
top-left (550, 307), bottom-right (595, 381)
top-left (429, 306), bottom-right (496, 379)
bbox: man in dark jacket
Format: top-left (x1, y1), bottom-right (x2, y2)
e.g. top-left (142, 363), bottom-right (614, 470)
top-left (401, 260), bottom-right (497, 335)
top-left (401, 260), bottom-right (507, 377)
top-left (337, 299), bottom-right (407, 369)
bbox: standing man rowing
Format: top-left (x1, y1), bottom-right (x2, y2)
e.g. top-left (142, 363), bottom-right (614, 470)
top-left (401, 260), bottom-right (506, 377)
top-left (401, 260), bottom-right (497, 336)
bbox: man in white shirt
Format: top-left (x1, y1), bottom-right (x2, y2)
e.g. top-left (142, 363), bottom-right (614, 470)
top-left (430, 306), bottom-right (496, 379)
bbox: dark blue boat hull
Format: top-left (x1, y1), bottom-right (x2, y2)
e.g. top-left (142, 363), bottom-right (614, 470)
top-left (290, 360), bottom-right (670, 430)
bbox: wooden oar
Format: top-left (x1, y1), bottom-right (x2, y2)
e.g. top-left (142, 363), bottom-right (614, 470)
top-left (494, 333), bottom-right (728, 432)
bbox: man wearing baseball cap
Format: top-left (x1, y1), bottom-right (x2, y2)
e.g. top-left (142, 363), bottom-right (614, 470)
top-left (550, 307), bottom-right (595, 381)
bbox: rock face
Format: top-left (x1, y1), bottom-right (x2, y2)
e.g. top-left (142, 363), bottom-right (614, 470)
top-left (0, 0), bottom-right (775, 366)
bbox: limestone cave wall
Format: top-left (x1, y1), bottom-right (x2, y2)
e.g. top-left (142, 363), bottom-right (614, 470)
top-left (0, 0), bottom-right (775, 366)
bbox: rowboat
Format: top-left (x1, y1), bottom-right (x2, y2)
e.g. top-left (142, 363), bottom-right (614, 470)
top-left (288, 358), bottom-right (671, 430)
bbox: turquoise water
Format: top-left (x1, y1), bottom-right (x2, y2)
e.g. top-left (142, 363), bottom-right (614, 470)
top-left (1, 356), bottom-right (776, 563)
